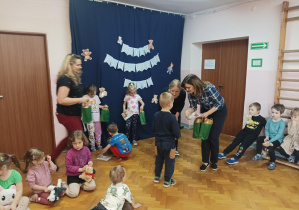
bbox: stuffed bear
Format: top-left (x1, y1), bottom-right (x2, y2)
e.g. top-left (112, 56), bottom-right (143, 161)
top-left (99, 87), bottom-right (108, 98)
top-left (148, 40), bottom-right (154, 50)
top-left (47, 179), bottom-right (66, 203)
top-left (81, 49), bottom-right (92, 61)
top-left (117, 36), bottom-right (123, 45)
top-left (151, 95), bottom-right (158, 104)
top-left (0, 185), bottom-right (16, 209)
top-left (79, 166), bottom-right (94, 183)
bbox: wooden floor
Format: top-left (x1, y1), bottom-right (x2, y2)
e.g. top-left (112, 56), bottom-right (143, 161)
top-left (18, 129), bottom-right (299, 210)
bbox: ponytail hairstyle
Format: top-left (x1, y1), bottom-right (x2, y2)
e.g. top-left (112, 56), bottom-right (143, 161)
top-left (23, 148), bottom-right (45, 173)
top-left (0, 153), bottom-right (23, 173)
top-left (127, 82), bottom-right (137, 95)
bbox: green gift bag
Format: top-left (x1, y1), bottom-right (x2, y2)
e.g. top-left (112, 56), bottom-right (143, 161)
top-left (140, 111), bottom-right (146, 125)
top-left (198, 118), bottom-right (213, 140)
top-left (193, 118), bottom-right (202, 139)
top-left (100, 108), bottom-right (110, 122)
top-left (81, 106), bottom-right (92, 124)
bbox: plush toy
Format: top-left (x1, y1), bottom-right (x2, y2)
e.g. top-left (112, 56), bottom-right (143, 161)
top-left (151, 95), bottom-right (158, 104)
top-left (117, 36), bottom-right (123, 45)
top-left (148, 39), bottom-right (154, 50)
top-left (99, 87), bottom-right (108, 98)
top-left (263, 141), bottom-right (273, 147)
top-left (81, 49), bottom-right (92, 61)
top-left (47, 179), bottom-right (66, 203)
top-left (246, 115), bottom-right (254, 126)
top-left (79, 166), bottom-right (94, 183)
top-left (0, 185), bottom-right (16, 209)
top-left (167, 62), bottom-right (174, 74)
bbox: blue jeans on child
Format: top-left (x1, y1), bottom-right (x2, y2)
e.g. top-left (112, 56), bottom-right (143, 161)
top-left (155, 141), bottom-right (175, 182)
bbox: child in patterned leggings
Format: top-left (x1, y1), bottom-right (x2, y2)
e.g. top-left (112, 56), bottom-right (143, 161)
top-left (123, 82), bottom-right (145, 146)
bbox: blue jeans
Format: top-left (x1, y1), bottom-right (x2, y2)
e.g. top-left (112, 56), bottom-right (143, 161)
top-left (155, 141), bottom-right (175, 182)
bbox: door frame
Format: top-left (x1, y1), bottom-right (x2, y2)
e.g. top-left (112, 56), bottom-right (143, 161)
top-left (0, 30), bottom-right (56, 150)
top-left (199, 37), bottom-right (249, 136)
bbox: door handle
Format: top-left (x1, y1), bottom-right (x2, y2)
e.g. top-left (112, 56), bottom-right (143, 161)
top-left (218, 85), bottom-right (223, 92)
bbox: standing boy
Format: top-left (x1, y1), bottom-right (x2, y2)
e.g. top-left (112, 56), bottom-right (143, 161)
top-left (152, 92), bottom-right (180, 188)
top-left (218, 102), bottom-right (266, 164)
top-left (252, 104), bottom-right (286, 170)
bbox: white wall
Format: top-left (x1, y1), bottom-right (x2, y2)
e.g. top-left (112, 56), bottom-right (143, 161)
top-left (181, 0), bottom-right (299, 127)
top-left (0, 0), bottom-right (71, 144)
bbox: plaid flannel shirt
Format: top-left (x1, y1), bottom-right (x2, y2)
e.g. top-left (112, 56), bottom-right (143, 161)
top-left (188, 84), bottom-right (225, 111)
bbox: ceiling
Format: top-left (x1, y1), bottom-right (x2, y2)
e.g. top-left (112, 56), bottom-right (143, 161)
top-left (104, 0), bottom-right (258, 15)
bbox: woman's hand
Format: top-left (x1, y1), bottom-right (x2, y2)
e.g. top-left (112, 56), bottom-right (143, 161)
top-left (200, 112), bottom-right (209, 119)
top-left (185, 108), bottom-right (194, 119)
top-left (81, 97), bottom-right (89, 103)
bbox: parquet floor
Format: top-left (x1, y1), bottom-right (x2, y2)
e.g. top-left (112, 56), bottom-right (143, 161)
top-left (19, 129), bottom-right (299, 210)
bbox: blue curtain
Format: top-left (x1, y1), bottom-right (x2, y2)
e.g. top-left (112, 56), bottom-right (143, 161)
top-left (69, 0), bottom-right (185, 142)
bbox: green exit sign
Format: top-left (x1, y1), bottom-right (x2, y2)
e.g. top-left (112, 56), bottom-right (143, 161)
top-left (251, 42), bottom-right (268, 50)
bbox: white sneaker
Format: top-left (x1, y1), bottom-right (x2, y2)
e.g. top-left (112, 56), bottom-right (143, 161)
top-left (133, 140), bottom-right (138, 146)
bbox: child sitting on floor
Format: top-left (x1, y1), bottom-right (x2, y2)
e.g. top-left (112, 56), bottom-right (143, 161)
top-left (64, 130), bottom-right (96, 197)
top-left (91, 165), bottom-right (142, 210)
top-left (24, 148), bottom-right (64, 205)
top-left (97, 123), bottom-right (132, 161)
top-left (252, 104), bottom-right (286, 170)
top-left (218, 102), bottom-right (266, 164)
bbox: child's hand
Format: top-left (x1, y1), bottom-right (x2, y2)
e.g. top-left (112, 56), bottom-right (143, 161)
top-left (44, 187), bottom-right (49, 192)
top-left (123, 109), bottom-right (127, 114)
top-left (9, 203), bottom-right (17, 210)
top-left (264, 137), bottom-right (269, 142)
top-left (46, 155), bottom-right (51, 162)
top-left (104, 105), bottom-right (108, 108)
top-left (88, 161), bottom-right (93, 167)
top-left (97, 153), bottom-right (103, 158)
top-left (132, 203), bottom-right (142, 208)
top-left (79, 165), bottom-right (87, 172)
top-left (140, 106), bottom-right (144, 112)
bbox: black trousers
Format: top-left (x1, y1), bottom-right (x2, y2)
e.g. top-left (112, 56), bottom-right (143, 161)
top-left (201, 104), bottom-right (227, 164)
top-left (256, 136), bottom-right (280, 162)
top-left (223, 130), bottom-right (257, 159)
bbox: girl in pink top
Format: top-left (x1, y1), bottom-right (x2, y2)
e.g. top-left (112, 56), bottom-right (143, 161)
top-left (24, 148), bottom-right (64, 205)
top-left (64, 130), bottom-right (96, 198)
top-left (123, 82), bottom-right (145, 146)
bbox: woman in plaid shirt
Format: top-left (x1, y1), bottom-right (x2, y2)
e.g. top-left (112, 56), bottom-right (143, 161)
top-left (182, 74), bottom-right (227, 172)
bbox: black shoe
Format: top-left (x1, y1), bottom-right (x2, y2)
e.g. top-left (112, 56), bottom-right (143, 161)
top-left (200, 163), bottom-right (210, 171)
top-left (211, 163), bottom-right (218, 171)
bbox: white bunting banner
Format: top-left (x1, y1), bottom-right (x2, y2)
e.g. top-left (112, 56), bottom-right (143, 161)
top-left (104, 54), bottom-right (160, 72)
top-left (124, 77), bottom-right (154, 89)
top-left (121, 43), bottom-right (151, 57)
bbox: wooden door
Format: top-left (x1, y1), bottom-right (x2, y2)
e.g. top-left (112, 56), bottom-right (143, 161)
top-left (0, 32), bottom-right (55, 158)
top-left (201, 39), bottom-right (248, 136)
